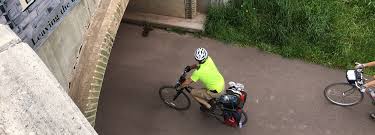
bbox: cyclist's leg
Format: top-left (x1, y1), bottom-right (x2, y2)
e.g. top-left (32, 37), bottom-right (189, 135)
top-left (205, 90), bottom-right (225, 111)
top-left (364, 79), bottom-right (375, 118)
top-left (207, 90), bottom-right (225, 99)
top-left (364, 80), bottom-right (375, 100)
top-left (191, 88), bottom-right (212, 109)
top-left (364, 80), bottom-right (375, 88)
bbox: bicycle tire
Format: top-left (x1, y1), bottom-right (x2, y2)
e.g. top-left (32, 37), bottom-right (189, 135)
top-left (324, 83), bottom-right (363, 106)
top-left (159, 85), bottom-right (191, 110)
top-left (239, 111), bottom-right (248, 126)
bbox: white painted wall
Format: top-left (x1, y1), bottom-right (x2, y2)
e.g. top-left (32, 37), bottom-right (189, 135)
top-left (36, 0), bottom-right (102, 91)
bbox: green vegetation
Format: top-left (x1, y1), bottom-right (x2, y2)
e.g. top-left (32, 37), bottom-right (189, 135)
top-left (205, 0), bottom-right (375, 73)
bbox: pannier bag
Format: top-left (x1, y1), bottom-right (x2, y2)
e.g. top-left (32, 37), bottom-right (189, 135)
top-left (223, 109), bottom-right (242, 127)
top-left (346, 70), bottom-right (358, 85)
top-left (219, 81), bottom-right (248, 127)
top-left (226, 81), bottom-right (247, 109)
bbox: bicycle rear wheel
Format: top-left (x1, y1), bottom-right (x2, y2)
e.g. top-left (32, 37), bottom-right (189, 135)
top-left (159, 85), bottom-right (191, 110)
top-left (324, 83), bottom-right (363, 106)
top-left (239, 111), bottom-right (248, 126)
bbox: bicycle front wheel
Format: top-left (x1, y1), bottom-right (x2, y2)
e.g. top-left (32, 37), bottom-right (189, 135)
top-left (159, 85), bottom-right (191, 110)
top-left (324, 83), bottom-right (363, 106)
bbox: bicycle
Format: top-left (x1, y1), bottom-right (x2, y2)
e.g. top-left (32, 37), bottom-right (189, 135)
top-left (324, 63), bottom-right (375, 108)
top-left (159, 68), bottom-right (248, 127)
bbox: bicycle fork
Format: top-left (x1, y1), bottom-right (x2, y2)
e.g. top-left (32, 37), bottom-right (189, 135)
top-left (172, 87), bottom-right (191, 101)
top-left (173, 90), bottom-right (183, 101)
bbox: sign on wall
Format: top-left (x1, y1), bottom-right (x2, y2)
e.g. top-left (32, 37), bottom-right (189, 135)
top-left (19, 0), bottom-right (35, 11)
top-left (0, 0), bottom-right (80, 49)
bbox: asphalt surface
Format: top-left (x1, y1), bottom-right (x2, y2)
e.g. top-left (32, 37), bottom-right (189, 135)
top-left (95, 24), bottom-right (375, 135)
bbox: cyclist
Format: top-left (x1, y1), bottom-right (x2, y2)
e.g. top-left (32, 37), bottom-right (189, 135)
top-left (181, 48), bottom-right (225, 111)
top-left (355, 61), bottom-right (375, 119)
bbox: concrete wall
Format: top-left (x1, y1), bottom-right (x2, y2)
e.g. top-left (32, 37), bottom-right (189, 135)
top-left (127, 0), bottom-right (186, 18)
top-left (1, 0), bottom-right (128, 126)
top-left (198, 0), bottom-right (236, 13)
top-left (0, 0), bottom-right (101, 91)
top-left (36, 0), bottom-right (101, 91)
top-left (0, 24), bottom-right (97, 135)
top-left (198, 0), bottom-right (210, 13)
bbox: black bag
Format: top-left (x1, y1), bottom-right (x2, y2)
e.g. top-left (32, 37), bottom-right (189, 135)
top-left (219, 88), bottom-right (247, 127)
top-left (221, 88), bottom-right (247, 109)
top-left (218, 94), bottom-right (239, 110)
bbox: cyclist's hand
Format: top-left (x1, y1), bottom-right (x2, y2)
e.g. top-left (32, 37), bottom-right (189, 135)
top-left (355, 63), bottom-right (365, 69)
top-left (184, 66), bottom-right (191, 72)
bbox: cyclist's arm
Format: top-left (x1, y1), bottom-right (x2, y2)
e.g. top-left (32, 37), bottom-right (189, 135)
top-left (190, 64), bottom-right (198, 70)
top-left (364, 61), bottom-right (375, 68)
top-left (365, 80), bottom-right (375, 88)
top-left (181, 78), bottom-right (193, 87)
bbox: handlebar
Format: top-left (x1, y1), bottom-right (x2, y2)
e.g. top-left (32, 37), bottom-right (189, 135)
top-left (354, 62), bottom-right (364, 73)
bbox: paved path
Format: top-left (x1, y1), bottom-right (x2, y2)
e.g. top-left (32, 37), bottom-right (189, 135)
top-left (95, 24), bottom-right (375, 135)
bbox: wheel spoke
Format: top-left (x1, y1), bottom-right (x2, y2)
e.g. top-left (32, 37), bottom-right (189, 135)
top-left (343, 88), bottom-right (356, 96)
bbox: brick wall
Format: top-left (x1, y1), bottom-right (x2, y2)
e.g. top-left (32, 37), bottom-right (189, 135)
top-left (69, 0), bottom-right (128, 126)
top-left (185, 0), bottom-right (197, 19)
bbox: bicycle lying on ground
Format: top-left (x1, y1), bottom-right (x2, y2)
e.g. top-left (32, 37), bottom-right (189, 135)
top-left (324, 63), bottom-right (375, 119)
top-left (159, 68), bottom-right (248, 128)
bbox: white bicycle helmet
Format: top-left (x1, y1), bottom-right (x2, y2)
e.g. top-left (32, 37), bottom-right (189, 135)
top-left (194, 48), bottom-right (208, 62)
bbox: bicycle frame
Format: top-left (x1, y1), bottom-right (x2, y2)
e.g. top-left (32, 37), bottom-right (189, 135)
top-left (353, 67), bottom-right (375, 101)
top-left (172, 70), bottom-right (193, 101)
top-left (173, 69), bottom-right (220, 109)
top-left (354, 68), bottom-right (366, 90)
top-left (173, 87), bottom-right (191, 101)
